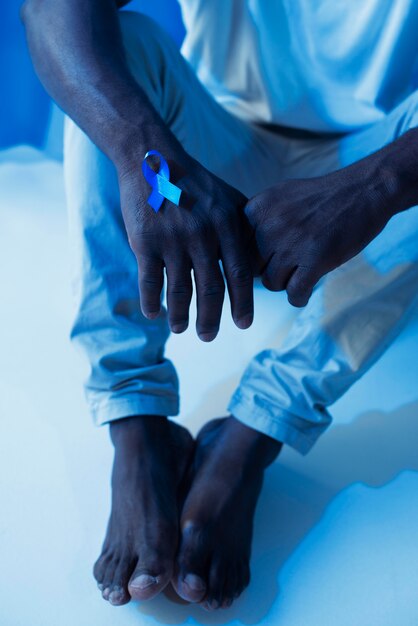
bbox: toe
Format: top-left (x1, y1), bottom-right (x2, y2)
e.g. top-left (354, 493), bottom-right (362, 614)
top-left (176, 572), bottom-right (207, 603)
top-left (234, 559), bottom-right (251, 599)
top-left (108, 586), bottom-right (130, 606)
top-left (93, 551), bottom-right (112, 589)
top-left (95, 551), bottom-right (137, 605)
top-left (128, 554), bottom-right (173, 601)
top-left (107, 555), bottom-right (137, 606)
top-left (173, 524), bottom-right (209, 603)
top-left (205, 559), bottom-right (228, 609)
top-left (99, 556), bottom-right (119, 601)
top-left (200, 599), bottom-right (219, 611)
top-left (221, 563), bottom-right (238, 608)
top-left (102, 587), bottom-right (111, 601)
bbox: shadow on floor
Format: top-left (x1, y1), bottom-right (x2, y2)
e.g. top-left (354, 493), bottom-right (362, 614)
top-left (136, 398), bottom-right (418, 625)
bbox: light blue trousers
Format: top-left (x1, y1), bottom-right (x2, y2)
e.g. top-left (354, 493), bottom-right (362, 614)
top-left (64, 12), bottom-right (418, 454)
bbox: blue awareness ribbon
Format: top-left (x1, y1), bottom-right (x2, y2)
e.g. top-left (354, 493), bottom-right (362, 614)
top-left (142, 150), bottom-right (182, 212)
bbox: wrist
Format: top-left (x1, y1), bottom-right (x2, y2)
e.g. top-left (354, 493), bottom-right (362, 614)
top-left (114, 119), bottom-right (189, 180)
top-left (91, 81), bottom-right (187, 175)
top-left (374, 127), bottom-right (418, 216)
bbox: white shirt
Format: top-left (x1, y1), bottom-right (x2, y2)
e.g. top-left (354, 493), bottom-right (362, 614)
top-left (179, 0), bottom-right (418, 132)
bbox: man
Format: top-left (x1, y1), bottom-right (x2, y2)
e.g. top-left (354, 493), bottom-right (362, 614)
top-left (22, 0), bottom-right (418, 611)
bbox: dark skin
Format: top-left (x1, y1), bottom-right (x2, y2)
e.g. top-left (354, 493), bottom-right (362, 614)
top-left (21, 0), bottom-right (254, 342)
top-left (246, 133), bottom-right (418, 306)
top-left (22, 0), bottom-right (418, 610)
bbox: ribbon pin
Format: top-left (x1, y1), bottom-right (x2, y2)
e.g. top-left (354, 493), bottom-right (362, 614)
top-left (142, 150), bottom-right (182, 212)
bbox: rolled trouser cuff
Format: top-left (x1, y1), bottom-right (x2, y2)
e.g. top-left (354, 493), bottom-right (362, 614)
top-left (228, 390), bottom-right (331, 455)
top-left (90, 393), bottom-right (180, 427)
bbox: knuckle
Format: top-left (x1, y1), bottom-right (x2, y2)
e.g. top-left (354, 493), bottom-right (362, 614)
top-left (168, 283), bottom-right (192, 298)
top-left (194, 254), bottom-right (215, 267)
top-left (200, 282), bottom-right (225, 299)
top-left (228, 263), bottom-right (251, 285)
top-left (188, 218), bottom-right (210, 239)
top-left (140, 275), bottom-right (162, 289)
top-left (245, 193), bottom-right (269, 221)
top-left (137, 251), bottom-right (158, 266)
top-left (214, 207), bottom-right (234, 229)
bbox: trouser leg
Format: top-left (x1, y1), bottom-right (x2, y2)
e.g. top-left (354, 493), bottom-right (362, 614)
top-left (229, 92), bottom-right (418, 454)
top-left (63, 10), bottom-right (299, 425)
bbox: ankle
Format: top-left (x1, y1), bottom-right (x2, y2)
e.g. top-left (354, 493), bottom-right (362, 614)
top-left (110, 415), bottom-right (168, 448)
top-left (228, 416), bottom-right (283, 470)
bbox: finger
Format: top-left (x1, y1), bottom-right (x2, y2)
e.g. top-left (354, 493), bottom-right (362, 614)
top-left (192, 256), bottom-right (225, 342)
top-left (137, 256), bottom-right (164, 319)
top-left (261, 255), bottom-right (295, 292)
top-left (165, 256), bottom-right (193, 333)
top-left (286, 266), bottom-right (319, 307)
top-left (221, 242), bottom-right (254, 330)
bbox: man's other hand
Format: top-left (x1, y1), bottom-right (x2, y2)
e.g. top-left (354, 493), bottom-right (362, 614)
top-left (245, 165), bottom-right (393, 307)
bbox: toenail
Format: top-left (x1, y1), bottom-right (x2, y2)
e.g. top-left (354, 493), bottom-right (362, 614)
top-left (102, 587), bottom-right (111, 599)
top-left (109, 589), bottom-right (124, 605)
top-left (97, 582), bottom-right (104, 591)
top-left (184, 573), bottom-right (206, 591)
top-left (171, 322), bottom-right (188, 333)
top-left (130, 574), bottom-right (158, 590)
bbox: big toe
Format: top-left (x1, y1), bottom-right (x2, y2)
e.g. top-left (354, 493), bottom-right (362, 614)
top-left (128, 555), bottom-right (173, 601)
top-left (173, 524), bottom-right (209, 603)
top-left (176, 572), bottom-right (207, 603)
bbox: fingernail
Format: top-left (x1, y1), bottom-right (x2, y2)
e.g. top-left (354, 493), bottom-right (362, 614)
top-left (198, 331), bottom-right (218, 342)
top-left (184, 573), bottom-right (206, 591)
top-left (145, 311), bottom-right (160, 320)
top-left (130, 574), bottom-right (158, 589)
top-left (235, 315), bottom-right (253, 329)
top-left (171, 323), bottom-right (188, 333)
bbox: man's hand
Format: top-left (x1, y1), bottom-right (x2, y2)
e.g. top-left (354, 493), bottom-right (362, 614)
top-left (22, 0), bottom-right (254, 341)
top-left (118, 149), bottom-right (254, 340)
top-left (245, 160), bottom-right (398, 307)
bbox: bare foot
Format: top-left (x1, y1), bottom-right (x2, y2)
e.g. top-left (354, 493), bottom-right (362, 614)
top-left (93, 415), bottom-right (194, 606)
top-left (172, 416), bottom-right (282, 610)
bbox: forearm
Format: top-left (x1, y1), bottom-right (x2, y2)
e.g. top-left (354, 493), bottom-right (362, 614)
top-left (21, 0), bottom-right (184, 171)
top-left (346, 127), bottom-right (418, 219)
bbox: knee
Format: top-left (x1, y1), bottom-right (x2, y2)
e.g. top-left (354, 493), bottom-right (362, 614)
top-left (118, 11), bottom-right (168, 70)
top-left (118, 11), bottom-right (172, 106)
top-left (397, 90), bottom-right (418, 134)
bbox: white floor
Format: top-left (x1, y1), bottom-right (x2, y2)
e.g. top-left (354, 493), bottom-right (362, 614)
top-left (1, 147), bottom-right (418, 626)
